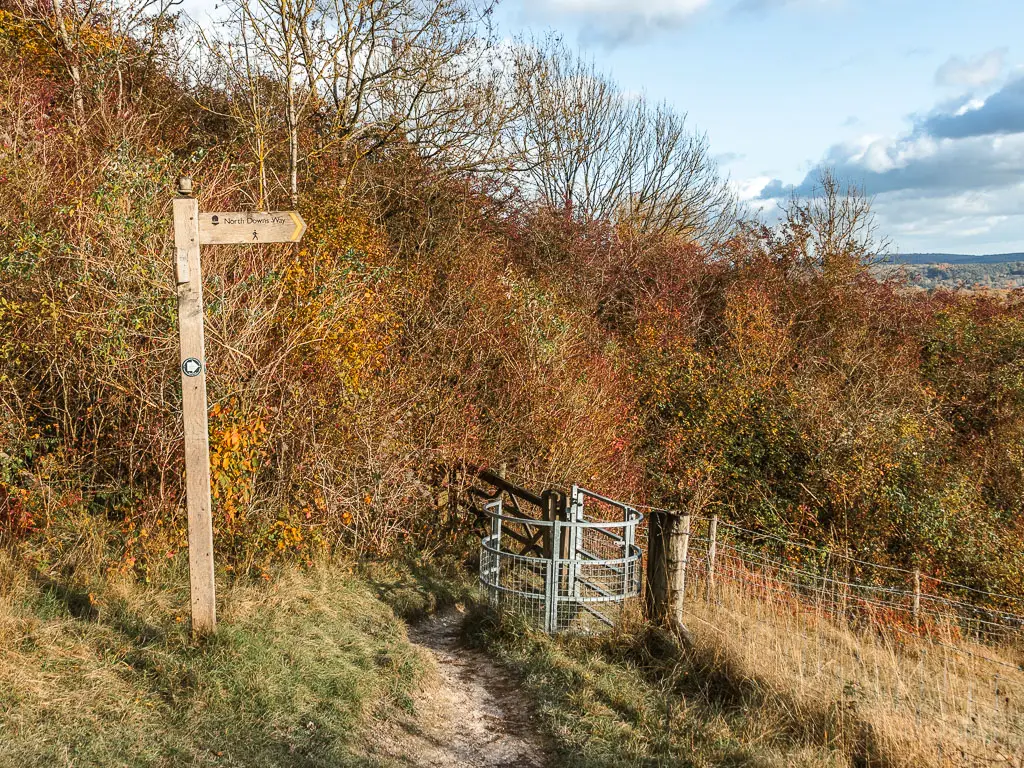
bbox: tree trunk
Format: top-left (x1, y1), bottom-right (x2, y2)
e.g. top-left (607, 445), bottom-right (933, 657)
top-left (52, 0), bottom-right (86, 125)
top-left (287, 68), bottom-right (299, 208)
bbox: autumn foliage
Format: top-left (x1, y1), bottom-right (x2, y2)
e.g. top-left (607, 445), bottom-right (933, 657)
top-left (0, 2), bottom-right (1022, 606)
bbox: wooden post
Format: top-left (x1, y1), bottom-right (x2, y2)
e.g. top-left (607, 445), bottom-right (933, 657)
top-left (913, 569), bottom-right (921, 630)
top-left (705, 514), bottom-right (718, 600)
top-left (168, 184), bottom-right (305, 636)
top-left (645, 510), bottom-right (689, 633)
top-left (841, 546), bottom-right (851, 628)
top-left (646, 510), bottom-right (669, 624)
top-left (173, 177), bottom-right (216, 636)
top-left (541, 489), bottom-right (569, 560)
top-left (541, 489), bottom-right (567, 632)
top-left (678, 513), bottom-right (692, 607)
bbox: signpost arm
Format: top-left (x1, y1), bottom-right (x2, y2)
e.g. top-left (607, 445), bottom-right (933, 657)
top-left (173, 177), bottom-right (217, 635)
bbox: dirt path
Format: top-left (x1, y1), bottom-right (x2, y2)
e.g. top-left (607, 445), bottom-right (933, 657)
top-left (365, 607), bottom-right (550, 767)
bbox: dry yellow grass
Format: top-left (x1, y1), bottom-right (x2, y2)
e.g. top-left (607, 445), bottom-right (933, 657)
top-left (471, 548), bottom-right (1024, 767)
top-left (684, 569), bottom-right (1024, 767)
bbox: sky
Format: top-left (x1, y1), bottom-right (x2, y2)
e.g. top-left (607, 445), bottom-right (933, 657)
top-left (494, 0), bottom-right (1024, 255)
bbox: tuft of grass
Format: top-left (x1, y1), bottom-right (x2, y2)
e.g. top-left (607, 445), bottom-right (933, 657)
top-left (0, 552), bottom-right (428, 767)
top-left (358, 551), bottom-right (478, 622)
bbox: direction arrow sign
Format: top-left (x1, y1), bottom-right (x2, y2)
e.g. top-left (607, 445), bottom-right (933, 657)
top-left (198, 211), bottom-right (306, 245)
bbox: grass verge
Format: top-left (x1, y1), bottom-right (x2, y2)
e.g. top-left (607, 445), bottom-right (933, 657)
top-left (467, 566), bottom-right (1024, 768)
top-left (0, 552), bottom-right (427, 767)
top-left (468, 607), bottom-right (859, 768)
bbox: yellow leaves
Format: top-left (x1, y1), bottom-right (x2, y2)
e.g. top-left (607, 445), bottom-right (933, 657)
top-left (269, 519), bottom-right (305, 555)
top-left (265, 197), bottom-right (397, 398)
top-left (208, 399), bottom-right (269, 531)
top-left (725, 284), bottom-right (793, 384)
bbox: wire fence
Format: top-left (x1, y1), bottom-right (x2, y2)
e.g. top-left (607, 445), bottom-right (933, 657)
top-left (495, 467), bottom-right (1024, 640)
top-left (477, 469), bottom-right (1024, 762)
top-left (675, 515), bottom-right (1024, 765)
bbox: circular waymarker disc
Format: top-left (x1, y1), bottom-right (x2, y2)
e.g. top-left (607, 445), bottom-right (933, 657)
top-left (181, 358), bottom-right (203, 377)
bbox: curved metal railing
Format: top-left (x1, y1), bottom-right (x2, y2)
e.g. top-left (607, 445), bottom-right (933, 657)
top-left (479, 487), bottom-right (643, 633)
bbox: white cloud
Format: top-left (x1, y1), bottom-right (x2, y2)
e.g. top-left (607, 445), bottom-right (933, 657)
top-left (954, 98), bottom-right (986, 116)
top-left (733, 53), bottom-right (1024, 251)
top-left (922, 75), bottom-right (1024, 139)
top-left (541, 0), bottom-right (710, 14)
top-left (874, 188), bottom-right (1024, 252)
top-left (934, 49), bottom-right (1007, 90)
top-left (517, 0), bottom-right (713, 46)
top-left (755, 74), bottom-right (1024, 252)
top-left (731, 175), bottom-right (773, 201)
top-left (519, 0), bottom-right (836, 46)
top-left (764, 132), bottom-right (1024, 200)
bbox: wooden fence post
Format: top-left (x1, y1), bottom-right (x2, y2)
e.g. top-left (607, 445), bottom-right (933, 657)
top-left (541, 490), bottom-right (568, 559)
top-left (646, 510), bottom-right (669, 624)
top-left (913, 569), bottom-right (921, 630)
top-left (645, 510), bottom-right (690, 634)
top-left (541, 489), bottom-right (568, 633)
top-left (678, 513), bottom-right (692, 606)
top-left (173, 177), bottom-right (216, 636)
top-left (706, 514), bottom-right (718, 600)
top-left (841, 546), bottom-right (851, 628)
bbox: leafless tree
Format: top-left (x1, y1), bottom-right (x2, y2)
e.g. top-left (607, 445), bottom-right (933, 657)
top-left (191, 0), bottom-right (520, 204)
top-left (299, 0), bottom-right (521, 175)
top-left (190, 13), bottom-right (281, 208)
top-left (233, 0), bottom-right (316, 207)
top-left (783, 168), bottom-right (890, 268)
top-left (511, 38), bottom-right (736, 245)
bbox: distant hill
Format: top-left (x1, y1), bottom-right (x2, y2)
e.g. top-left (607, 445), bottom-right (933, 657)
top-left (889, 252), bottom-right (1024, 265)
top-left (874, 260), bottom-right (1024, 290)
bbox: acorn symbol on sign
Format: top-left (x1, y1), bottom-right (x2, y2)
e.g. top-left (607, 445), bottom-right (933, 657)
top-left (181, 358), bottom-right (203, 377)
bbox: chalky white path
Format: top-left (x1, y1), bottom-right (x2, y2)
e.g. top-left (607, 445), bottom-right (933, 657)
top-left (366, 607), bottom-right (550, 767)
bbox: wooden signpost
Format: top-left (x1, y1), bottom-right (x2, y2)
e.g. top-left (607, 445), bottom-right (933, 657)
top-left (172, 176), bottom-right (306, 635)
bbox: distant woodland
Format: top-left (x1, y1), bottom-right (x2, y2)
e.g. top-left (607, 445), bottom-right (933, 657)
top-left (877, 261), bottom-right (1024, 291)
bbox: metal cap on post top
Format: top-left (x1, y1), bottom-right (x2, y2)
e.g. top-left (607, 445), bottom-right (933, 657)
top-left (177, 176), bottom-right (193, 197)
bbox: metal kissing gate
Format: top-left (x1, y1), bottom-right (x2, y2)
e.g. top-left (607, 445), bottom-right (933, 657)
top-left (479, 485), bottom-right (643, 633)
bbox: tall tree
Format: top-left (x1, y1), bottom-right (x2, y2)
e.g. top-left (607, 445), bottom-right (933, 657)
top-left (512, 38), bottom-right (736, 245)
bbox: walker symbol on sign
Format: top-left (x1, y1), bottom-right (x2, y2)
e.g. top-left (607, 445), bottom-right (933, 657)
top-left (181, 357), bottom-right (203, 377)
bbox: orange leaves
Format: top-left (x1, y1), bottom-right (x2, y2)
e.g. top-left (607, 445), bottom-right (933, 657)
top-left (208, 399), bottom-right (268, 529)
